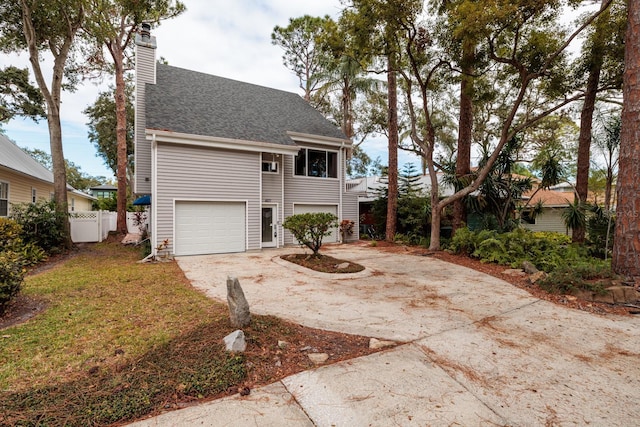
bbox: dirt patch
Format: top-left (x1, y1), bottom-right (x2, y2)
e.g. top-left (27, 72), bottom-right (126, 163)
top-left (281, 253), bottom-right (365, 273)
top-left (0, 294), bottom-right (47, 330)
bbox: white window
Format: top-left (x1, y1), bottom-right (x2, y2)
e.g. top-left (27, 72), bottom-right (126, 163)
top-left (32, 187), bottom-right (37, 203)
top-left (0, 182), bottom-right (8, 217)
top-left (294, 148), bottom-right (338, 178)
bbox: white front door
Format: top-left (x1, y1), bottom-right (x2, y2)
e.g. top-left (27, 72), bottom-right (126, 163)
top-left (261, 205), bottom-right (277, 248)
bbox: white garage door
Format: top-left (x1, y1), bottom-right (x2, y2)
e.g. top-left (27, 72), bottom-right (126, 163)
top-left (175, 201), bottom-right (246, 255)
top-left (293, 204), bottom-right (338, 243)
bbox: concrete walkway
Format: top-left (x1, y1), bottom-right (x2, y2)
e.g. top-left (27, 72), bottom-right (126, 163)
top-left (130, 245), bottom-right (640, 426)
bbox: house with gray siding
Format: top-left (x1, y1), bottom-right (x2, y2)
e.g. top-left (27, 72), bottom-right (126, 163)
top-left (134, 25), bottom-right (358, 256)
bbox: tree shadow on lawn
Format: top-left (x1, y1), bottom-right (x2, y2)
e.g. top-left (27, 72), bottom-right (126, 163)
top-left (1, 314), bottom-right (382, 426)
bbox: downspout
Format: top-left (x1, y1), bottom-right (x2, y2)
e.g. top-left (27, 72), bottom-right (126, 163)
top-left (259, 153), bottom-right (263, 249)
top-left (339, 142), bottom-right (344, 241)
top-left (281, 154), bottom-right (284, 248)
top-left (151, 133), bottom-right (158, 258)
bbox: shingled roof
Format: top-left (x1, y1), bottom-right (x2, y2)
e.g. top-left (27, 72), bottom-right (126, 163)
top-left (145, 64), bottom-right (347, 146)
top-left (0, 133), bottom-right (54, 183)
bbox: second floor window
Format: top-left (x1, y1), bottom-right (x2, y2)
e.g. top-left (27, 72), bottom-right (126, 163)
top-left (294, 148), bottom-right (337, 178)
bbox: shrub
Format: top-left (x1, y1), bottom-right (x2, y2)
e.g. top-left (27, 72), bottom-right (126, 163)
top-left (586, 205), bottom-right (615, 258)
top-left (0, 250), bottom-right (25, 314)
top-left (0, 218), bottom-right (46, 266)
top-left (0, 219), bottom-right (25, 313)
top-left (539, 260), bottom-right (615, 295)
top-left (283, 212), bottom-right (338, 256)
top-left (10, 199), bottom-right (67, 253)
top-left (447, 227), bottom-right (586, 272)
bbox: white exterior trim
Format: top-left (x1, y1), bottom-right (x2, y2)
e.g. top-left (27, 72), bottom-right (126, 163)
top-left (287, 131), bottom-right (351, 147)
top-left (146, 129), bottom-right (300, 155)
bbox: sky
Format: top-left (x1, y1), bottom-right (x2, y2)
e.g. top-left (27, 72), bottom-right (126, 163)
top-left (0, 0), bottom-right (421, 181)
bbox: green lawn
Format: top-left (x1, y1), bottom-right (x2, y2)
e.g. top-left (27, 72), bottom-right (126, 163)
top-left (0, 243), bottom-right (245, 425)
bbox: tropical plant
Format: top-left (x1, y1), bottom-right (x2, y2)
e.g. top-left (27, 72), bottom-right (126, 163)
top-left (562, 199), bottom-right (588, 235)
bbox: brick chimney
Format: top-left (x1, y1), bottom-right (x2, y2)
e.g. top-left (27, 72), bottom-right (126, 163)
top-left (134, 23), bottom-right (157, 195)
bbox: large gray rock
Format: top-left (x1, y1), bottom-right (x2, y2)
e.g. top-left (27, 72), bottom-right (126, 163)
top-left (223, 330), bottom-right (247, 352)
top-left (227, 276), bottom-right (251, 328)
top-left (521, 261), bottom-right (539, 274)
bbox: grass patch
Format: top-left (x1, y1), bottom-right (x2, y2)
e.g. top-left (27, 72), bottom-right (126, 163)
top-left (0, 242), bottom-right (379, 426)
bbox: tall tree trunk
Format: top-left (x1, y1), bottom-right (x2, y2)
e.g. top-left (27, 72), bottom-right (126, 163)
top-left (113, 45), bottom-right (128, 234)
top-left (47, 108), bottom-right (71, 246)
top-left (452, 41), bottom-right (474, 233)
top-left (21, 0), bottom-right (73, 248)
top-left (386, 62), bottom-right (399, 242)
top-left (574, 0), bottom-right (609, 243)
top-left (612, 0), bottom-right (640, 277)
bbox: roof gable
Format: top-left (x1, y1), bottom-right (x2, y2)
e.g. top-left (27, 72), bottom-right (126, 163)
top-left (145, 65), bottom-right (347, 146)
top-left (0, 133), bottom-right (54, 183)
top-left (524, 189), bottom-right (572, 207)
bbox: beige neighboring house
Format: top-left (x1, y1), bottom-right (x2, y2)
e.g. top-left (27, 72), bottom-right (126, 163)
top-left (520, 189), bottom-right (572, 234)
top-left (0, 133), bottom-right (96, 217)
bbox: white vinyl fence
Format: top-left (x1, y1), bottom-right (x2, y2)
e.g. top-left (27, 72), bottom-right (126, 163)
top-left (69, 211), bottom-right (148, 243)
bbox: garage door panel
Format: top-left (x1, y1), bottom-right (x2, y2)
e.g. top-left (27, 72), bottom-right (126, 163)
top-left (293, 204), bottom-right (338, 243)
top-left (175, 202), bottom-right (245, 255)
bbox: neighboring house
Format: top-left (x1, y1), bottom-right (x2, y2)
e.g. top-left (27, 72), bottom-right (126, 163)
top-left (90, 184), bottom-right (117, 199)
top-left (134, 25), bottom-right (358, 256)
top-left (520, 189), bottom-right (572, 234)
top-left (0, 133), bottom-right (96, 216)
top-left (346, 174), bottom-right (454, 235)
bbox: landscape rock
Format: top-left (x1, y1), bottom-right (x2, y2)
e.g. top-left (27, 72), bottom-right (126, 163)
top-left (521, 261), bottom-right (539, 274)
top-left (573, 286), bottom-right (640, 304)
top-left (336, 262), bottom-right (350, 269)
top-left (227, 276), bottom-right (251, 328)
top-left (503, 269), bottom-right (526, 276)
top-left (528, 271), bottom-right (547, 284)
top-left (307, 353), bottom-right (329, 364)
top-left (606, 286), bottom-right (640, 304)
top-left (369, 338), bottom-right (396, 349)
top-left (223, 330), bottom-right (247, 352)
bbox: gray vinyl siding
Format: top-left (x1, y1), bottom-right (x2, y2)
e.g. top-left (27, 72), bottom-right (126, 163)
top-left (155, 143), bottom-right (261, 254)
top-left (342, 191), bottom-right (360, 241)
top-left (521, 208), bottom-right (569, 235)
top-left (283, 144), bottom-right (354, 245)
top-left (261, 165), bottom-right (282, 202)
top-left (134, 43), bottom-right (156, 194)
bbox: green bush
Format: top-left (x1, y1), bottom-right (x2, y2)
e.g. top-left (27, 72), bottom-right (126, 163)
top-left (0, 218), bottom-right (47, 314)
top-left (283, 212), bottom-right (338, 256)
top-left (0, 250), bottom-right (25, 314)
top-left (0, 219), bottom-right (25, 313)
top-left (0, 217), bottom-right (46, 264)
top-left (539, 260), bottom-right (615, 295)
top-left (446, 227), bottom-right (616, 294)
top-left (447, 227), bottom-right (585, 272)
top-left (10, 199), bottom-right (67, 253)
top-left (586, 205), bottom-right (615, 258)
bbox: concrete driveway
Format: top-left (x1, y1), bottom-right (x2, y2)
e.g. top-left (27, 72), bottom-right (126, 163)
top-left (132, 244), bottom-right (640, 426)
